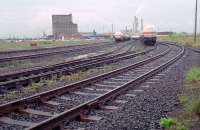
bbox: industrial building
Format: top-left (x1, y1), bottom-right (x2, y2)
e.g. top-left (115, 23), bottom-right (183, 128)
top-left (52, 14), bottom-right (78, 39)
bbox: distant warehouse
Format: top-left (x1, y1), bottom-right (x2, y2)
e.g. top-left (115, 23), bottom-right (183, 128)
top-left (52, 14), bottom-right (78, 39)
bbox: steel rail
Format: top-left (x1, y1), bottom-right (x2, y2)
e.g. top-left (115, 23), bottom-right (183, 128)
top-left (0, 41), bottom-right (115, 62)
top-left (159, 41), bottom-right (200, 53)
top-left (0, 45), bottom-right (170, 113)
top-left (0, 42), bottom-right (128, 82)
top-left (28, 44), bottom-right (184, 130)
top-left (188, 47), bottom-right (200, 53)
top-left (0, 49), bottom-right (114, 81)
top-left (0, 41), bottom-right (131, 82)
top-left (0, 43), bottom-right (128, 81)
top-left (0, 45), bottom-right (156, 92)
top-left (0, 41), bottom-right (110, 55)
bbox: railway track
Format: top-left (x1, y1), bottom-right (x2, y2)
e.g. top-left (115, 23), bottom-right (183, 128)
top-left (0, 43), bottom-right (184, 130)
top-left (0, 42), bottom-right (154, 93)
top-left (0, 40), bottom-right (132, 75)
top-left (0, 41), bottom-right (116, 62)
top-left (188, 46), bottom-right (200, 53)
top-left (162, 41), bottom-right (200, 53)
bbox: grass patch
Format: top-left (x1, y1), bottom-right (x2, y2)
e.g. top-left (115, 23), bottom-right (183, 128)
top-left (0, 39), bottom-right (110, 52)
top-left (0, 60), bottom-right (33, 69)
top-left (160, 117), bottom-right (187, 130)
top-left (160, 67), bottom-right (200, 130)
top-left (186, 67), bottom-right (200, 82)
top-left (159, 34), bottom-right (200, 48)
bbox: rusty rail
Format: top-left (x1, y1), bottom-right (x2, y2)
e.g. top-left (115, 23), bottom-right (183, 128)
top-left (0, 45), bottom-right (156, 92)
top-left (0, 45), bottom-right (170, 113)
top-left (0, 43), bottom-right (185, 130)
top-left (28, 44), bottom-right (184, 130)
top-left (0, 41), bottom-right (114, 62)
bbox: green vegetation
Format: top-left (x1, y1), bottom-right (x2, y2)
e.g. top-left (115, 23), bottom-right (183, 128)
top-left (0, 60), bottom-right (32, 69)
top-left (0, 65), bottom-right (115, 104)
top-left (159, 34), bottom-right (200, 48)
top-left (160, 118), bottom-right (187, 130)
top-left (186, 67), bottom-right (200, 82)
top-left (0, 39), bottom-right (109, 52)
top-left (180, 67), bottom-right (200, 116)
top-left (160, 118), bottom-right (177, 129)
top-left (160, 67), bottom-right (200, 130)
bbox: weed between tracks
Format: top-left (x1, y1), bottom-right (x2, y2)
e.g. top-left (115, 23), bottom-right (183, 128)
top-left (0, 44), bottom-right (148, 104)
top-left (0, 55), bottom-right (67, 73)
top-left (0, 66), bottom-right (116, 104)
top-left (0, 44), bottom-right (119, 73)
top-left (160, 67), bottom-right (200, 130)
top-left (0, 60), bottom-right (33, 70)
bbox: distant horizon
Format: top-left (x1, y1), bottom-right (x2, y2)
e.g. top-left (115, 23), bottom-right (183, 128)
top-left (0, 23), bottom-right (196, 39)
top-left (0, 32), bottom-right (195, 40)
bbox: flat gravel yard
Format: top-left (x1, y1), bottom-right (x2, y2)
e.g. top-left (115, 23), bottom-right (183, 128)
top-left (65, 47), bottom-right (200, 130)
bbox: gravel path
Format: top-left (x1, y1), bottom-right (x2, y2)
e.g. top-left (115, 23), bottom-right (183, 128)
top-left (64, 47), bottom-right (200, 130)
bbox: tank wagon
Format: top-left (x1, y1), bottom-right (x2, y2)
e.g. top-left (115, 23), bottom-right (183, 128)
top-left (113, 32), bottom-right (131, 42)
top-left (141, 25), bottom-right (157, 45)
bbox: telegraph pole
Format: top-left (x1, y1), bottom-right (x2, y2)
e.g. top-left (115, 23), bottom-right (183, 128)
top-left (134, 16), bottom-right (137, 33)
top-left (111, 24), bottom-right (114, 33)
top-left (135, 16), bottom-right (139, 33)
top-left (141, 18), bottom-right (144, 32)
top-left (125, 26), bottom-right (128, 32)
top-left (194, 0), bottom-right (198, 43)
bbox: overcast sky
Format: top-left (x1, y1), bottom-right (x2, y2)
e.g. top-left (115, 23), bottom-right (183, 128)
top-left (0, 0), bottom-right (198, 38)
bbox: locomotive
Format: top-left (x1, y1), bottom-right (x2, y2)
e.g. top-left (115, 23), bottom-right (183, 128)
top-left (141, 25), bottom-right (157, 45)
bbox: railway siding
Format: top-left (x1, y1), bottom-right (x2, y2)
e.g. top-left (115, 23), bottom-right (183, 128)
top-left (0, 43), bottom-right (185, 130)
top-left (0, 42), bottom-right (154, 95)
top-left (0, 42), bottom-right (114, 62)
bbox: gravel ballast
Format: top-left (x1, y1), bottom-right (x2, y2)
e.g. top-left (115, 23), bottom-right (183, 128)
top-left (65, 48), bottom-right (200, 130)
